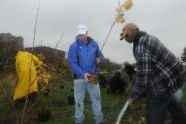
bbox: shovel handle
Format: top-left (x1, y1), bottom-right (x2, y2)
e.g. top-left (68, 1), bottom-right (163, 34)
top-left (115, 99), bottom-right (131, 124)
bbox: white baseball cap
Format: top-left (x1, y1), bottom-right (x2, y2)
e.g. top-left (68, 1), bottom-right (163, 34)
top-left (76, 24), bottom-right (88, 36)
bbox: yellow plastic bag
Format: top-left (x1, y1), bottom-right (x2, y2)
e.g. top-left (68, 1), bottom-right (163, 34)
top-left (13, 51), bottom-right (43, 100)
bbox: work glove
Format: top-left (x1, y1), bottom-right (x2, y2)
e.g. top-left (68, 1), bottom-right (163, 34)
top-left (87, 74), bottom-right (98, 84)
top-left (129, 91), bottom-right (139, 100)
top-left (130, 87), bottom-right (148, 101)
top-left (128, 86), bottom-right (143, 100)
top-left (127, 97), bottom-right (133, 104)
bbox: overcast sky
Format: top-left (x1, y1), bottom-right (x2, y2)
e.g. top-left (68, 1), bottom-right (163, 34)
top-left (0, 0), bottom-right (186, 64)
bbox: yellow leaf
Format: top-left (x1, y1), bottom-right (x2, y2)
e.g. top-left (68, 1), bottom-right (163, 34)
top-left (115, 14), bottom-right (125, 24)
top-left (121, 0), bottom-right (133, 11)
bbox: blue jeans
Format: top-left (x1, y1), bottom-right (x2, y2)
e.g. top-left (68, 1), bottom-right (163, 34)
top-left (74, 79), bottom-right (103, 124)
top-left (146, 89), bottom-right (185, 124)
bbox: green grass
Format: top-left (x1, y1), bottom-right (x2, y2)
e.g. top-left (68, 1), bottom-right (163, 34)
top-left (0, 74), bottom-right (186, 124)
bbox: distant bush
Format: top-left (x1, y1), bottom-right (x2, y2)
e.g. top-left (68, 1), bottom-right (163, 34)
top-left (0, 33), bottom-right (24, 72)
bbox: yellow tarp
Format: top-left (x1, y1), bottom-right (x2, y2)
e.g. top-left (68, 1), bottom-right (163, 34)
top-left (13, 51), bottom-right (43, 101)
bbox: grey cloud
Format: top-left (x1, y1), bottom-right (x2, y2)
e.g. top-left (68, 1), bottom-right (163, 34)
top-left (0, 0), bottom-right (185, 63)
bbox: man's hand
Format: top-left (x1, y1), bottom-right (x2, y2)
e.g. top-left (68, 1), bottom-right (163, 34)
top-left (96, 58), bottom-right (101, 65)
top-left (83, 73), bottom-right (91, 82)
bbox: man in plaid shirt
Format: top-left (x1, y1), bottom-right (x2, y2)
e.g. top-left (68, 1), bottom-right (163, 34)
top-left (120, 22), bottom-right (185, 124)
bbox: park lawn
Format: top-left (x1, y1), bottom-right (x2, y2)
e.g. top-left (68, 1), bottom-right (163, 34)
top-left (0, 74), bottom-right (185, 124)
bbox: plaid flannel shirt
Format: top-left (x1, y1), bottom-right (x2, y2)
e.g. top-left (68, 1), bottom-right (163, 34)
top-left (132, 32), bottom-right (185, 98)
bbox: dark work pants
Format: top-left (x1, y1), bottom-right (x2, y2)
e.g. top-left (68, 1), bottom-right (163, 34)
top-left (146, 92), bottom-right (185, 124)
